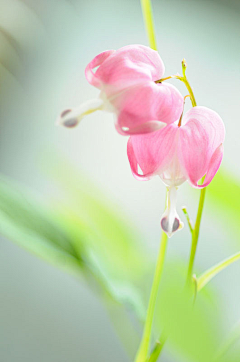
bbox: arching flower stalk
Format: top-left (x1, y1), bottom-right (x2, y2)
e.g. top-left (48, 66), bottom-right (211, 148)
top-left (57, 45), bottom-right (184, 135)
top-left (127, 106), bottom-right (225, 237)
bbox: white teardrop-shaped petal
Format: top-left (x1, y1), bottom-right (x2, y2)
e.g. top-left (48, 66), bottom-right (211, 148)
top-left (160, 186), bottom-right (183, 237)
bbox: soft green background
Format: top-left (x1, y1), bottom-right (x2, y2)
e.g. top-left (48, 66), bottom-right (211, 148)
top-left (0, 0), bottom-right (240, 361)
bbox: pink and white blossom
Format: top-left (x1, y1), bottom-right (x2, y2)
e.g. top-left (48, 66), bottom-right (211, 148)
top-left (57, 45), bottom-right (184, 135)
top-left (127, 106), bottom-right (225, 236)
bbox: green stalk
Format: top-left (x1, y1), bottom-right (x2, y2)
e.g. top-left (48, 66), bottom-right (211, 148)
top-left (148, 61), bottom-right (207, 362)
top-left (187, 186), bottom-right (206, 283)
top-left (134, 2), bottom-right (169, 362)
top-left (179, 59), bottom-right (206, 285)
top-left (141, 0), bottom-right (157, 50)
top-left (135, 232), bottom-right (168, 362)
top-left (181, 59), bottom-right (197, 107)
top-left (197, 251), bottom-right (240, 292)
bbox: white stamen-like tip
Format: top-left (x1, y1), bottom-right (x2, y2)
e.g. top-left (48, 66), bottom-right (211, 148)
top-left (160, 186), bottom-right (184, 237)
top-left (56, 109), bottom-right (79, 128)
top-left (56, 98), bottom-right (104, 129)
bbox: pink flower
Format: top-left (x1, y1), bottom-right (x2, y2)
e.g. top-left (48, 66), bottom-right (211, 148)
top-left (127, 106), bottom-right (225, 237)
top-left (57, 45), bottom-right (184, 135)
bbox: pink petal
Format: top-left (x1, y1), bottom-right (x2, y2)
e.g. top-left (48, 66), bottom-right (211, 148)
top-left (189, 144), bottom-right (224, 188)
top-left (179, 106), bottom-right (225, 187)
top-left (85, 50), bottom-right (115, 88)
top-left (127, 138), bottom-right (151, 180)
top-left (113, 82), bottom-right (184, 135)
top-left (85, 45), bottom-right (165, 92)
top-left (182, 106), bottom-right (225, 151)
top-left (127, 125), bottom-right (179, 180)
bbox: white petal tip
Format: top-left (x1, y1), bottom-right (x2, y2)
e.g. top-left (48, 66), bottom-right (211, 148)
top-left (161, 217), bottom-right (184, 238)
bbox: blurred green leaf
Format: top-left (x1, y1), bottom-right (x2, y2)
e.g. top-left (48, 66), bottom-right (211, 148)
top-left (215, 320), bottom-right (240, 362)
top-left (197, 251), bottom-right (240, 292)
top-left (47, 158), bottom-right (149, 282)
top-left (0, 170), bottom-right (149, 323)
top-left (207, 169), bottom-right (240, 242)
top-left (0, 176), bottom-right (85, 277)
top-left (154, 260), bottom-right (222, 362)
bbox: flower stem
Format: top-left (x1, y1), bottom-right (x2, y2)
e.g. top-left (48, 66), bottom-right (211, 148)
top-left (181, 59), bottom-right (205, 283)
top-left (187, 186), bottom-right (206, 283)
top-left (181, 59), bottom-right (206, 284)
top-left (141, 0), bottom-right (157, 50)
top-left (148, 333), bottom-right (167, 362)
top-left (148, 61), bottom-right (207, 362)
top-left (135, 232), bottom-right (168, 362)
top-left (155, 76), bottom-right (173, 83)
top-left (136, 2), bottom-right (169, 362)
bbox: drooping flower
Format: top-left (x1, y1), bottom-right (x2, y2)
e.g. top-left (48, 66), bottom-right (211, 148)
top-left (57, 45), bottom-right (184, 135)
top-left (127, 106), bottom-right (225, 237)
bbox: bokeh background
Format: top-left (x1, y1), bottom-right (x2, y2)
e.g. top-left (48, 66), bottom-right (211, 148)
top-left (0, 0), bottom-right (240, 361)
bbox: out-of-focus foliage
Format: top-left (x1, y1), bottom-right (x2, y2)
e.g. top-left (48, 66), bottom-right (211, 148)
top-left (208, 170), bottom-right (240, 243)
top-left (216, 320), bottom-right (240, 362)
top-left (197, 251), bottom-right (240, 292)
top-left (0, 170), bottom-right (149, 318)
top-left (0, 176), bottom-right (84, 276)
top-left (1, 164), bottom-right (240, 361)
top-left (0, 167), bottom-right (151, 358)
top-left (154, 260), bottom-right (221, 362)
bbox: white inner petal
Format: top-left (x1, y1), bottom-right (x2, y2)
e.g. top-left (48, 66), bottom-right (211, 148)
top-left (160, 150), bottom-right (186, 187)
top-left (160, 186), bottom-right (184, 238)
top-left (57, 98), bottom-right (104, 128)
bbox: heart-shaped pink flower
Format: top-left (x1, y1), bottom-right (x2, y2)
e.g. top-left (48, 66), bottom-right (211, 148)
top-left (57, 45), bottom-right (184, 135)
top-left (127, 106), bottom-right (225, 236)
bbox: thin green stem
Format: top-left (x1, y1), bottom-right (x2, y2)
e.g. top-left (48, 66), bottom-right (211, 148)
top-left (148, 333), bottom-right (167, 362)
top-left (181, 58), bottom-right (204, 284)
top-left (135, 2), bottom-right (168, 362)
top-left (187, 186), bottom-right (206, 283)
top-left (149, 186), bottom-right (206, 362)
top-left (197, 251), bottom-right (240, 292)
top-left (135, 232), bottom-right (168, 362)
top-left (155, 60), bottom-right (197, 108)
top-left (148, 60), bottom-right (207, 362)
top-left (182, 207), bottom-right (193, 234)
top-left (141, 0), bottom-right (157, 50)
top-left (155, 76), bottom-right (173, 83)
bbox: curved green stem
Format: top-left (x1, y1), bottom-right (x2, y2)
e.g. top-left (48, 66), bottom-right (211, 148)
top-left (180, 58), bottom-right (205, 284)
top-left (135, 2), bottom-right (169, 361)
top-left (141, 0), bottom-right (157, 50)
top-left (197, 251), bottom-right (240, 292)
top-left (148, 61), bottom-right (207, 362)
top-left (187, 186), bottom-right (206, 283)
top-left (149, 188), bottom-right (207, 362)
top-left (148, 333), bottom-right (167, 362)
top-left (135, 232), bottom-right (168, 362)
top-left (156, 61), bottom-right (197, 108)
top-left (180, 59), bottom-right (197, 107)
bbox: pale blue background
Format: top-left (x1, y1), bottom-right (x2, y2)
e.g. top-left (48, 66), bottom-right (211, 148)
top-left (0, 0), bottom-right (240, 361)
